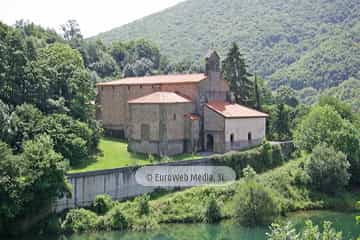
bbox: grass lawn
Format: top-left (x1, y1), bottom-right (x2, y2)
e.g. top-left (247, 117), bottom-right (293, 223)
top-left (69, 137), bottom-right (204, 173)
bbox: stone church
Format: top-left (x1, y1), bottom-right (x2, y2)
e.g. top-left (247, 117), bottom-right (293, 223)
top-left (96, 51), bottom-right (268, 156)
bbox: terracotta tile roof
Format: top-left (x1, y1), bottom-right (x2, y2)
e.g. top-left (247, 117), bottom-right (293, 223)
top-left (184, 113), bottom-right (201, 120)
top-left (96, 73), bottom-right (206, 86)
top-left (206, 101), bottom-right (269, 118)
top-left (128, 91), bottom-right (193, 104)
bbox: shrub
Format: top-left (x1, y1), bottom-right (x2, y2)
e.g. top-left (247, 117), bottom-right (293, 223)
top-left (126, 215), bottom-right (159, 231)
top-left (203, 194), bottom-right (222, 223)
top-left (93, 194), bottom-right (113, 215)
top-left (305, 144), bottom-right (350, 194)
top-left (135, 194), bottom-right (150, 216)
top-left (266, 220), bottom-right (343, 240)
top-left (147, 154), bottom-right (155, 163)
top-left (212, 143), bottom-right (289, 178)
top-left (161, 156), bottom-right (173, 162)
top-left (103, 205), bottom-right (128, 230)
top-left (61, 208), bottom-right (98, 233)
top-left (234, 167), bottom-right (280, 226)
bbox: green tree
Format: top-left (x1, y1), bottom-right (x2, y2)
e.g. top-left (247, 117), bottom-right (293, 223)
top-left (275, 86), bottom-right (299, 107)
top-left (33, 43), bottom-right (95, 121)
top-left (5, 103), bottom-right (43, 151)
top-left (294, 105), bottom-right (360, 180)
top-left (265, 104), bottom-right (292, 141)
top-left (0, 100), bottom-right (10, 139)
top-left (273, 104), bottom-right (292, 141)
top-left (0, 142), bottom-right (23, 225)
top-left (294, 105), bottom-right (344, 152)
top-left (38, 114), bottom-right (94, 166)
top-left (222, 42), bottom-right (254, 106)
top-left (318, 95), bottom-right (353, 122)
top-left (0, 135), bottom-right (69, 234)
top-left (60, 19), bottom-right (83, 49)
top-left (254, 74), bottom-right (261, 110)
top-left (234, 167), bottom-right (280, 226)
top-left (0, 22), bottom-right (32, 106)
top-left (305, 144), bottom-right (350, 194)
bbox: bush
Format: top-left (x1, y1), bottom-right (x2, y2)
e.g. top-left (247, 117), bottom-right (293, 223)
top-left (61, 209), bottom-right (98, 233)
top-left (203, 194), bottom-right (222, 223)
top-left (103, 205), bottom-right (128, 230)
top-left (135, 194), bottom-right (150, 216)
top-left (126, 215), bottom-right (159, 231)
top-left (267, 220), bottom-right (343, 240)
top-left (305, 144), bottom-right (350, 194)
top-left (93, 194), bottom-right (113, 215)
top-left (234, 167), bottom-right (280, 226)
top-left (212, 143), bottom-right (289, 178)
top-left (147, 154), bottom-right (155, 163)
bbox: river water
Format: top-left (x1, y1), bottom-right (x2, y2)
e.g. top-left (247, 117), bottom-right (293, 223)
top-left (13, 211), bottom-right (360, 240)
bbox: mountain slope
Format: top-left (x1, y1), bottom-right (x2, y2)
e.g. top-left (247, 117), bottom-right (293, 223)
top-left (94, 0), bottom-right (360, 91)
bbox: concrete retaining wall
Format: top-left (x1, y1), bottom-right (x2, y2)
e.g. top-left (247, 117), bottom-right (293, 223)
top-left (56, 141), bottom-right (294, 212)
top-left (55, 158), bottom-right (213, 212)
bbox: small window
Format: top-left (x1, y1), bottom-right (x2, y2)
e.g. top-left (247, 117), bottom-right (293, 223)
top-left (173, 114), bottom-right (176, 120)
top-left (230, 134), bottom-right (234, 144)
top-left (248, 132), bottom-right (252, 141)
top-left (128, 86), bottom-right (131, 91)
top-left (140, 85), bottom-right (143, 89)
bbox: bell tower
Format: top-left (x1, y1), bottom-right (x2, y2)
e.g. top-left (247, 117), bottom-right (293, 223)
top-left (205, 50), bottom-right (221, 81)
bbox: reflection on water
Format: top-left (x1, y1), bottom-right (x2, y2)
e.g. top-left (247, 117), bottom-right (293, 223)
top-left (11, 211), bottom-right (360, 240)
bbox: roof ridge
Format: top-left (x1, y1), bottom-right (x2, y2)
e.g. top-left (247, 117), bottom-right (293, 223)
top-left (96, 73), bottom-right (207, 86)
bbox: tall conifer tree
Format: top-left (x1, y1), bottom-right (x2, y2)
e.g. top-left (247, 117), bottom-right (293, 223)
top-left (222, 43), bottom-right (253, 106)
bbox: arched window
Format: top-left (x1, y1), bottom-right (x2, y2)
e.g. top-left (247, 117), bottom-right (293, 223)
top-left (248, 132), bottom-right (252, 141)
top-left (173, 114), bottom-right (176, 120)
top-left (230, 134), bottom-right (234, 145)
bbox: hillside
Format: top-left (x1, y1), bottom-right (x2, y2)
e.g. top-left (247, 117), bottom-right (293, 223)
top-left (93, 0), bottom-right (360, 91)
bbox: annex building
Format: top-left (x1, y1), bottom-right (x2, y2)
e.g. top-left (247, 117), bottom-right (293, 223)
top-left (96, 51), bottom-right (268, 156)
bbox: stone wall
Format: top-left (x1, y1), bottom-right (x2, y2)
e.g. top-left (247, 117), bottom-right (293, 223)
top-left (128, 102), bottom-right (194, 156)
top-left (204, 106), bottom-right (226, 152)
top-left (55, 158), bottom-right (214, 212)
top-left (224, 117), bottom-right (266, 152)
top-left (97, 82), bottom-right (200, 138)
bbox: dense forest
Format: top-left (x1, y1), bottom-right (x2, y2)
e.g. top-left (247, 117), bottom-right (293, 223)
top-left (94, 0), bottom-right (360, 108)
top-left (0, 20), bottom-right (180, 234)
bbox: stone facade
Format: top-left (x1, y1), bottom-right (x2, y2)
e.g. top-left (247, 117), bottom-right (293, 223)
top-left (98, 82), bottom-right (200, 138)
top-left (96, 50), bottom-right (268, 156)
top-left (128, 102), bottom-right (194, 156)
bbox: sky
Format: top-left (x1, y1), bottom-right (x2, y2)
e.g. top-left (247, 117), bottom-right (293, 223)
top-left (1, 0), bottom-right (185, 37)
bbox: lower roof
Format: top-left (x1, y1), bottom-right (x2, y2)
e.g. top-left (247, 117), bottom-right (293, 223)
top-left (128, 91), bottom-right (192, 104)
top-left (206, 101), bottom-right (269, 118)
